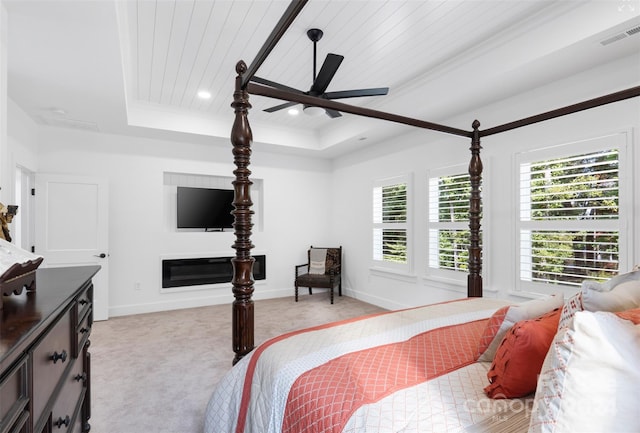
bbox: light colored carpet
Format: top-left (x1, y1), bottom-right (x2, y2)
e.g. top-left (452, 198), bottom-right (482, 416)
top-left (89, 293), bottom-right (385, 433)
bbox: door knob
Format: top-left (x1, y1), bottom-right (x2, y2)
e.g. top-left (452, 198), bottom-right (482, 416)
top-left (94, 253), bottom-right (107, 258)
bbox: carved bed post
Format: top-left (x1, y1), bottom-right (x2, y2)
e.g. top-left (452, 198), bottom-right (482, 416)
top-left (468, 120), bottom-right (483, 297)
top-left (231, 60), bottom-right (255, 365)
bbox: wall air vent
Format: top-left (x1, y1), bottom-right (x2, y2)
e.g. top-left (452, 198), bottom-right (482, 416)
top-left (600, 25), bottom-right (640, 46)
top-left (626, 25), bottom-right (640, 36)
top-left (600, 33), bottom-right (627, 46)
top-left (38, 115), bottom-right (100, 132)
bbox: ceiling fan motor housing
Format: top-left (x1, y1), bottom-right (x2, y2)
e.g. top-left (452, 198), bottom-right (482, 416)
top-left (258, 28), bottom-right (389, 118)
top-left (307, 28), bottom-right (323, 42)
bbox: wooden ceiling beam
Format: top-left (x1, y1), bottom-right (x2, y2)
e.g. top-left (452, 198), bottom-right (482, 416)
top-left (247, 82), bottom-right (473, 138)
top-left (240, 0), bottom-right (308, 89)
top-left (481, 86), bottom-right (640, 137)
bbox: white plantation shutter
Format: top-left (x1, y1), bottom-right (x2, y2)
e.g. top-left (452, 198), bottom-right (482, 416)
top-left (373, 176), bottom-right (410, 270)
top-left (428, 169), bottom-right (472, 275)
top-left (520, 150), bottom-right (619, 221)
top-left (518, 135), bottom-right (628, 291)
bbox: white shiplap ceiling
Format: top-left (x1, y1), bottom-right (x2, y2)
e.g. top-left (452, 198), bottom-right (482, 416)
top-left (6, 0), bottom-right (640, 157)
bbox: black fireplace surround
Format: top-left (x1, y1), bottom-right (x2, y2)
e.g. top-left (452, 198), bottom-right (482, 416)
top-left (162, 255), bottom-right (266, 288)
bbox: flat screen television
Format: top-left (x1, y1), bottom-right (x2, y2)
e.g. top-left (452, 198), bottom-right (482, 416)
top-left (176, 187), bottom-right (234, 230)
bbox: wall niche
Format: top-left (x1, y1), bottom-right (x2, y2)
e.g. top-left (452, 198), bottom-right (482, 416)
top-left (163, 171), bottom-right (263, 232)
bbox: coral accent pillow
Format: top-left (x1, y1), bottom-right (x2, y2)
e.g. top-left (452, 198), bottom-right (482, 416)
top-left (484, 308), bottom-right (560, 399)
top-left (615, 307), bottom-right (640, 324)
top-left (476, 305), bottom-right (509, 358)
top-left (529, 311), bottom-right (640, 433)
top-left (477, 295), bottom-right (563, 362)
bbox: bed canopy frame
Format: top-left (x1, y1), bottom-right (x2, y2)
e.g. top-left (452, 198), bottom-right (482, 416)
top-left (228, 0), bottom-right (640, 364)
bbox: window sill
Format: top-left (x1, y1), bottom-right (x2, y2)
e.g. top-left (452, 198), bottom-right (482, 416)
top-left (508, 285), bottom-right (576, 301)
top-left (369, 267), bottom-right (417, 283)
top-left (421, 275), bottom-right (466, 293)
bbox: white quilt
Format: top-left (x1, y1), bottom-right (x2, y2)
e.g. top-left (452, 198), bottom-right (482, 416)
top-left (204, 298), bottom-right (532, 433)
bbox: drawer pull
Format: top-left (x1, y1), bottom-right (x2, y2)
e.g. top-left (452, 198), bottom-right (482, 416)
top-left (80, 327), bottom-right (90, 334)
top-left (79, 299), bottom-right (88, 305)
top-left (55, 415), bottom-right (70, 428)
top-left (50, 350), bottom-right (68, 364)
top-left (75, 372), bottom-right (88, 383)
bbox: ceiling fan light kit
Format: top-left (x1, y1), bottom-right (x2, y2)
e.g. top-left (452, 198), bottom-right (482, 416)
top-left (303, 105), bottom-right (325, 116)
top-left (255, 28), bottom-right (389, 118)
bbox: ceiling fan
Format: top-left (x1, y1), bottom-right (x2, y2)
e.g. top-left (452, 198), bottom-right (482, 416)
top-left (253, 28), bottom-right (389, 118)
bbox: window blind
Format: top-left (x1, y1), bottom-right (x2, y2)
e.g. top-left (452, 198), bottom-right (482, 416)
top-left (428, 172), bottom-right (472, 271)
top-left (373, 182), bottom-right (407, 264)
top-left (520, 149), bottom-right (620, 286)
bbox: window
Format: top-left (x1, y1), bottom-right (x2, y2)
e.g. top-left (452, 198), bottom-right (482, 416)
top-left (373, 175), bottom-right (410, 271)
top-left (428, 167), bottom-right (473, 278)
top-left (518, 135), bottom-right (629, 291)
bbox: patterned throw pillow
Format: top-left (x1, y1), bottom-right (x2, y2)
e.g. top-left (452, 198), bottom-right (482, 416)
top-left (476, 305), bottom-right (509, 358)
top-left (476, 295), bottom-right (563, 362)
top-left (529, 311), bottom-right (640, 433)
top-left (557, 291), bottom-right (584, 330)
top-left (484, 308), bottom-right (560, 399)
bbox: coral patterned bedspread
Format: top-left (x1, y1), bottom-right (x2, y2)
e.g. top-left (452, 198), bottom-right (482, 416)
top-left (204, 298), bottom-right (513, 433)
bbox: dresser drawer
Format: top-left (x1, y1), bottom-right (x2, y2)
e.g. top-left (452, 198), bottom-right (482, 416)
top-left (31, 307), bottom-right (73, 425)
top-left (74, 309), bottom-right (92, 358)
top-left (5, 411), bottom-right (28, 433)
top-left (68, 411), bottom-right (83, 433)
top-left (75, 285), bottom-right (92, 325)
top-left (0, 356), bottom-right (28, 433)
top-left (50, 359), bottom-right (85, 433)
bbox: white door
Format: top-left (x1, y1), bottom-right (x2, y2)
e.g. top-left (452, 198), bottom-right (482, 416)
top-left (35, 174), bottom-right (109, 320)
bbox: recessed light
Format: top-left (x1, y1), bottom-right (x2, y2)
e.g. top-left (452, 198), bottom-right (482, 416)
top-left (197, 90), bottom-right (212, 99)
top-left (288, 108), bottom-right (299, 116)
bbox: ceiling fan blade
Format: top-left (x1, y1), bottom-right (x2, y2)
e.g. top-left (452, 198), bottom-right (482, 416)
top-left (325, 109), bottom-right (342, 118)
top-left (310, 53), bottom-right (344, 95)
top-left (263, 101), bottom-right (298, 113)
top-left (324, 87), bottom-right (389, 99)
top-left (251, 76), bottom-right (305, 95)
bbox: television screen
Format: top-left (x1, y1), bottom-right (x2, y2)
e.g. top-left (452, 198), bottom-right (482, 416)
top-left (176, 187), bottom-right (234, 230)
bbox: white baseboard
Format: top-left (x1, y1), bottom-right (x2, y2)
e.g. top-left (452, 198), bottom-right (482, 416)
top-left (108, 287), bottom-right (293, 318)
top-left (342, 288), bottom-right (408, 311)
top-left (107, 286), bottom-right (404, 318)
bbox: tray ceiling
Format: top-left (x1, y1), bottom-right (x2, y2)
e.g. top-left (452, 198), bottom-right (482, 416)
top-left (6, 0), bottom-right (640, 157)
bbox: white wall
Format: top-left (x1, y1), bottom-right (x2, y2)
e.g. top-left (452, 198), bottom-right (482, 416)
top-left (7, 98), bottom-right (38, 172)
top-left (0, 3), bottom-right (9, 203)
top-left (15, 123), bottom-right (333, 316)
top-left (332, 54), bottom-right (640, 310)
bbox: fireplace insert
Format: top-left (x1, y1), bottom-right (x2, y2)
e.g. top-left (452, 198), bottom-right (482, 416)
top-left (162, 255), bottom-right (266, 288)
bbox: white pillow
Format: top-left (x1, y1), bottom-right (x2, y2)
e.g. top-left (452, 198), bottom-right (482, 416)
top-left (559, 277), bottom-right (640, 329)
top-left (580, 269), bottom-right (640, 292)
top-left (477, 294), bottom-right (563, 362)
top-left (529, 311), bottom-right (640, 433)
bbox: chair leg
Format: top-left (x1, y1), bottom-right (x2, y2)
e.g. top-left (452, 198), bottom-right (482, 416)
top-left (295, 285), bottom-right (299, 302)
top-left (308, 287), bottom-right (312, 295)
top-left (330, 287), bottom-right (334, 304)
top-left (339, 278), bottom-right (342, 297)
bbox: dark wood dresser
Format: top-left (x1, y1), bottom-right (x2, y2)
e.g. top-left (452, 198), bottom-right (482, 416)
top-left (0, 265), bottom-right (100, 433)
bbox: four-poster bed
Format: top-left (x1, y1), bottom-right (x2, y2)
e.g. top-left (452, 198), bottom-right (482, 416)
top-left (212, 1), bottom-right (640, 432)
